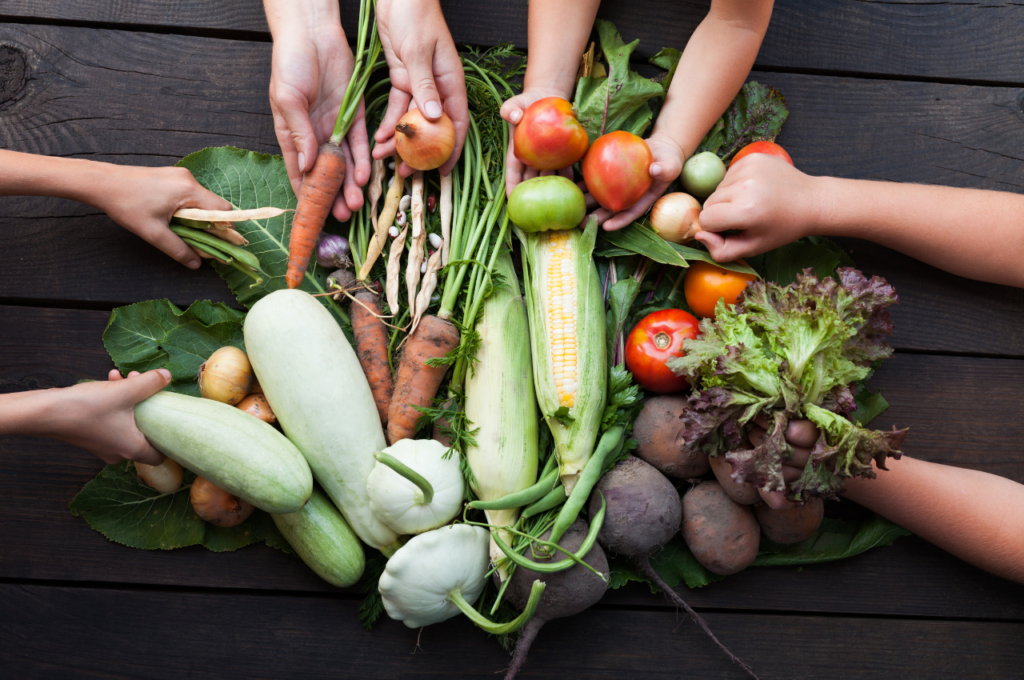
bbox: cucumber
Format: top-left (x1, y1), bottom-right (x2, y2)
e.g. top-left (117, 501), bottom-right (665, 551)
top-left (134, 391), bottom-right (312, 513)
top-left (273, 488), bottom-right (365, 588)
top-left (244, 289), bottom-right (400, 551)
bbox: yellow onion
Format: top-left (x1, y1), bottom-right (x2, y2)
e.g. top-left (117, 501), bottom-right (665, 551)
top-left (190, 476), bottom-right (254, 527)
top-left (236, 393), bottom-right (276, 424)
top-left (395, 108), bottom-right (455, 171)
top-left (136, 458), bottom-right (183, 494)
top-left (198, 346), bottom-right (253, 405)
top-left (650, 192), bottom-right (702, 244)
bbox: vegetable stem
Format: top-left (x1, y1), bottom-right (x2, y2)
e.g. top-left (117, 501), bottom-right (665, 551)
top-left (374, 451), bottom-right (434, 505)
top-left (329, 0), bottom-right (381, 145)
top-left (469, 466), bottom-right (559, 511)
top-left (448, 580), bottom-right (545, 635)
top-left (548, 425), bottom-right (624, 544)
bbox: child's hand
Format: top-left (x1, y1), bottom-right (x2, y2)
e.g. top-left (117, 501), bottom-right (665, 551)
top-left (268, 21), bottom-right (370, 220)
top-left (696, 154), bottom-right (823, 262)
top-left (47, 369), bottom-right (172, 465)
top-left (596, 133), bottom-right (685, 231)
top-left (747, 416), bottom-right (820, 509)
top-left (94, 165), bottom-right (233, 270)
top-left (373, 0), bottom-right (468, 177)
top-left (500, 87), bottom-right (576, 197)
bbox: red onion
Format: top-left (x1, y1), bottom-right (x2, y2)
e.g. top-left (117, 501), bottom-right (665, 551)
top-left (316, 233), bottom-right (351, 269)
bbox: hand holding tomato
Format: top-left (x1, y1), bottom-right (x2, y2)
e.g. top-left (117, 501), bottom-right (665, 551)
top-left (683, 261), bottom-right (757, 319)
top-left (625, 309), bottom-right (700, 393)
top-left (597, 132), bottom-right (686, 231)
top-left (696, 152), bottom-right (823, 263)
top-left (501, 88), bottom-right (577, 197)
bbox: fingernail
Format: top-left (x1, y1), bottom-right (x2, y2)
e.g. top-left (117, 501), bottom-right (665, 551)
top-left (424, 100), bottom-right (443, 119)
top-left (157, 369), bottom-right (172, 382)
top-left (650, 163), bottom-right (661, 177)
top-left (297, 152), bottom-right (306, 172)
top-left (187, 258), bottom-right (201, 270)
top-left (510, 110), bottom-right (522, 123)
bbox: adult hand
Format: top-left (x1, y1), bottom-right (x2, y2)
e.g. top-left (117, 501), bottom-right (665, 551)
top-left (95, 165), bottom-right (232, 270)
top-left (49, 369), bottom-right (172, 465)
top-left (268, 21), bottom-right (371, 220)
top-left (373, 0), bottom-right (468, 177)
top-left (747, 416), bottom-right (820, 509)
top-left (596, 133), bottom-right (685, 231)
top-left (696, 154), bottom-right (822, 262)
top-left (499, 87), bottom-right (576, 197)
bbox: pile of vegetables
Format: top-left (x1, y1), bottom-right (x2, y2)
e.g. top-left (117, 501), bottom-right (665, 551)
top-left (68, 17), bottom-right (917, 680)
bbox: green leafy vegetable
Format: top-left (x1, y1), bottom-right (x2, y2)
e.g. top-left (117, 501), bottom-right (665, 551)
top-left (753, 515), bottom-right (910, 567)
top-left (103, 299), bottom-right (245, 395)
top-left (358, 551), bottom-right (389, 630)
top-left (573, 20), bottom-right (665, 142)
top-left (597, 222), bottom-right (757, 275)
top-left (668, 268), bottom-right (908, 500)
top-left (649, 48), bottom-right (682, 95)
top-left (176, 146), bottom-right (350, 332)
top-left (69, 462), bottom-right (292, 553)
top-left (696, 82), bottom-right (789, 161)
top-left (748, 237), bottom-right (855, 286)
top-left (606, 278), bottom-right (640, 364)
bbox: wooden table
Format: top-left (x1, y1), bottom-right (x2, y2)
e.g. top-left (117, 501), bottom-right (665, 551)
top-left (2, 2), bottom-right (1023, 677)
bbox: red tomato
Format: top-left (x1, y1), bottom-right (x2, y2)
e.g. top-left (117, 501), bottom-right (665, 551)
top-left (730, 141), bottom-right (793, 168)
top-left (582, 131), bottom-right (653, 212)
top-left (625, 309), bottom-right (700, 393)
top-left (684, 261), bottom-right (757, 319)
top-left (513, 97), bottom-right (590, 170)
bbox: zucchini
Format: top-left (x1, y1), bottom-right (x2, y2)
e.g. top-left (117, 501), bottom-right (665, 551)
top-left (273, 487), bottom-right (365, 587)
top-left (134, 391), bottom-right (312, 513)
top-left (244, 289), bottom-right (400, 551)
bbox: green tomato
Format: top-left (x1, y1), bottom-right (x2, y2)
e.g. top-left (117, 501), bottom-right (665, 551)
top-left (508, 176), bottom-right (586, 233)
top-left (681, 151), bottom-right (727, 199)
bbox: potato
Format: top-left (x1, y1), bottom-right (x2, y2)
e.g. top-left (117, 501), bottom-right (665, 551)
top-left (633, 396), bottom-right (710, 479)
top-left (682, 480), bottom-right (760, 575)
top-left (708, 452), bottom-right (760, 505)
top-left (754, 497), bottom-right (824, 545)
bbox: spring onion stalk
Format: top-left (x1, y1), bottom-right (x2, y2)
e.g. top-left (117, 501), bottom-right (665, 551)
top-left (329, 0), bottom-right (381, 145)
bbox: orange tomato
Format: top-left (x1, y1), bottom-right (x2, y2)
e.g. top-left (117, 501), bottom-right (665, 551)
top-left (684, 261), bottom-right (757, 319)
top-left (730, 141), bottom-right (793, 168)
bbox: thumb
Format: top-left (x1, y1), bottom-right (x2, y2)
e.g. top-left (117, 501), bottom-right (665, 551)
top-left (187, 184), bottom-right (233, 212)
top-left (121, 368), bottom-right (173, 405)
top-left (405, 45), bottom-right (445, 121)
top-left (500, 95), bottom-right (528, 125)
top-left (275, 88), bottom-right (321, 174)
top-left (695, 231), bottom-right (756, 263)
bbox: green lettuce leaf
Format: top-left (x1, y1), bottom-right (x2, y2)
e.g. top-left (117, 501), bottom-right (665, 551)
top-left (696, 82), bottom-right (789, 161)
top-left (176, 146), bottom-right (350, 333)
top-left (69, 461), bottom-right (292, 553)
top-left (103, 299), bottom-right (245, 395)
top-left (573, 20), bottom-right (665, 142)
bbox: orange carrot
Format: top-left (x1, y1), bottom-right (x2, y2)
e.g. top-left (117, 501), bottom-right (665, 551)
top-left (352, 290), bottom-right (394, 426)
top-left (387, 315), bottom-right (460, 443)
top-left (286, 142), bottom-right (347, 289)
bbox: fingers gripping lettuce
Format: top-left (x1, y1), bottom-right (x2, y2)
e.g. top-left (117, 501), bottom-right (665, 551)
top-left (667, 268), bottom-right (908, 501)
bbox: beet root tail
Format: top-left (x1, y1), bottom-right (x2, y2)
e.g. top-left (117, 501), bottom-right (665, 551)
top-left (503, 619), bottom-right (544, 680)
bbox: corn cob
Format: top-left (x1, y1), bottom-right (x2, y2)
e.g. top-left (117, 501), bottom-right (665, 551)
top-left (518, 218), bottom-right (607, 494)
top-left (464, 250), bottom-right (539, 574)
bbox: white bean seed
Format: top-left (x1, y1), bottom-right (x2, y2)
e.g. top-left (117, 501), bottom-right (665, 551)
top-left (428, 233), bottom-right (442, 249)
top-left (388, 226), bottom-right (400, 238)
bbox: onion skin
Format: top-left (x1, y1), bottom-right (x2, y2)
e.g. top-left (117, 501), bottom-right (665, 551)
top-left (136, 458), bottom-right (184, 494)
top-left (198, 346), bottom-right (253, 406)
top-left (236, 393), bottom-right (276, 424)
top-left (190, 476), bottom-right (255, 527)
top-left (395, 109), bottom-right (455, 171)
top-left (650, 192), bottom-right (702, 244)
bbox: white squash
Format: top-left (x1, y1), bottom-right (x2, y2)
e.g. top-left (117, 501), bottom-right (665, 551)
top-left (366, 438), bottom-right (464, 535)
top-left (243, 289), bottom-right (399, 551)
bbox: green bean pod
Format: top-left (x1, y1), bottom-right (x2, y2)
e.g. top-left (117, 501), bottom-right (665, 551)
top-left (520, 483), bottom-right (567, 519)
top-left (171, 225), bottom-right (262, 271)
top-left (469, 466), bottom-right (559, 511)
top-left (548, 425), bottom-right (624, 545)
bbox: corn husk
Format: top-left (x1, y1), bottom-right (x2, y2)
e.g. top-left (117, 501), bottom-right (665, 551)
top-left (517, 219), bottom-right (607, 494)
top-left (464, 250), bottom-right (539, 575)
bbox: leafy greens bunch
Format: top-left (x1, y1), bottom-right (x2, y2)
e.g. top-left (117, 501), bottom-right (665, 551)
top-left (668, 268), bottom-right (908, 501)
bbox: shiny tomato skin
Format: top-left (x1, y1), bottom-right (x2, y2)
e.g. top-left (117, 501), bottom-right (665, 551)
top-left (513, 97), bottom-right (590, 170)
top-left (684, 261), bottom-right (757, 319)
top-left (582, 131), bottom-right (653, 212)
top-left (625, 309), bottom-right (700, 393)
top-left (730, 141), bottom-right (793, 168)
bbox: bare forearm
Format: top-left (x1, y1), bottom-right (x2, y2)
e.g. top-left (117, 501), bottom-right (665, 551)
top-left (844, 456), bottom-right (1024, 583)
top-left (654, 0), bottom-right (772, 159)
top-left (263, 0), bottom-right (339, 37)
top-left (816, 177), bottom-right (1024, 287)
top-left (523, 0), bottom-right (601, 98)
top-left (0, 150), bottom-right (114, 207)
top-left (0, 390), bottom-right (62, 438)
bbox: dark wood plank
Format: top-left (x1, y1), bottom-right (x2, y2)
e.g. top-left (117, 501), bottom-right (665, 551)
top-left (2, 584), bottom-right (1022, 680)
top-left (1, 25), bottom-right (1023, 352)
top-left (4, 1), bottom-right (1024, 85)
top-left (3, 305), bottom-right (1023, 619)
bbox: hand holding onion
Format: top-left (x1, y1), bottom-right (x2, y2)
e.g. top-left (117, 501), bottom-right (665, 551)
top-left (394, 108), bottom-right (456, 171)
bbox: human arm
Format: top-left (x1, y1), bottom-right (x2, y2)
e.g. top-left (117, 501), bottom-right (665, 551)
top-left (372, 0), bottom-right (468, 177)
top-left (499, 0), bottom-right (601, 195)
top-left (698, 154), bottom-right (1024, 288)
top-left (601, 0), bottom-right (774, 229)
top-left (264, 0), bottom-right (371, 220)
top-left (0, 150), bottom-right (232, 269)
top-left (0, 369), bottom-right (172, 465)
